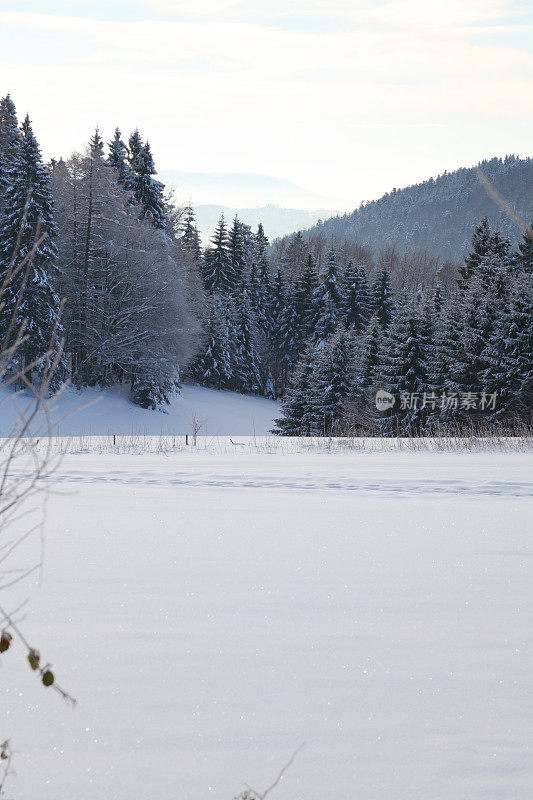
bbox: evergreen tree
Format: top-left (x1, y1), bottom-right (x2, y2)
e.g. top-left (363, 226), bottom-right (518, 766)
top-left (459, 217), bottom-right (517, 292)
top-left (432, 283), bottom-right (444, 315)
top-left (307, 329), bottom-right (354, 434)
top-left (107, 127), bottom-right (132, 186)
top-left (312, 249), bottom-right (343, 345)
top-left (268, 265), bottom-right (289, 396)
top-left (0, 115), bottom-right (62, 374)
top-left (272, 343), bottom-right (317, 435)
top-left (228, 216), bottom-right (247, 290)
top-left (202, 216), bottom-right (234, 294)
top-left (180, 204), bottom-right (202, 263)
top-left (282, 230), bottom-right (307, 282)
top-left (128, 129), bottom-right (143, 165)
top-left (371, 267), bottom-right (394, 329)
top-left (432, 303), bottom-right (461, 395)
top-left (482, 277), bottom-right (533, 420)
top-left (255, 222), bottom-right (269, 270)
top-left (293, 253), bottom-right (318, 346)
top-left (89, 127), bottom-right (104, 159)
top-left (0, 94), bottom-right (22, 207)
top-left (277, 290), bottom-right (300, 393)
top-left (343, 261), bottom-right (371, 333)
top-left (131, 369), bottom-right (178, 410)
top-left (189, 298), bottom-right (232, 389)
top-left (354, 314), bottom-right (382, 395)
top-left (517, 225), bottom-right (533, 274)
top-left (129, 140), bottom-right (166, 228)
top-left (233, 291), bottom-right (260, 393)
top-left (458, 216), bottom-right (491, 289)
top-left (378, 302), bottom-right (432, 433)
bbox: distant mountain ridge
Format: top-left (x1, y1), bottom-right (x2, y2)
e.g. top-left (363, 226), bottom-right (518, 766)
top-left (158, 169), bottom-right (347, 210)
top-left (274, 156), bottom-right (532, 262)
top-left (193, 204), bottom-right (335, 244)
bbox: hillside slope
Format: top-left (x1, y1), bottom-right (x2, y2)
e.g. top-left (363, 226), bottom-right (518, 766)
top-left (0, 384), bottom-right (280, 437)
top-left (274, 156), bottom-right (532, 262)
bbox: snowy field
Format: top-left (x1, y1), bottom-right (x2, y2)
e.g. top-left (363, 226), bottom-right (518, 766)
top-left (1, 438), bottom-right (532, 800)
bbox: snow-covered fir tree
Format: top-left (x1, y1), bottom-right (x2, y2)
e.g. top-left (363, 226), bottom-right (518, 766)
top-left (203, 216), bottom-right (235, 294)
top-left (517, 225), bottom-right (533, 274)
top-left (128, 129), bottom-right (143, 165)
top-left (0, 94), bottom-right (22, 210)
top-left (272, 343), bottom-right (317, 435)
top-left (129, 138), bottom-right (166, 229)
top-left (0, 114), bottom-right (62, 377)
top-left (189, 297), bottom-right (232, 390)
top-left (180, 204), bottom-right (202, 264)
top-left (353, 314), bottom-right (382, 396)
top-left (371, 267), bottom-right (394, 329)
top-left (343, 261), bottom-right (371, 333)
top-left (107, 127), bottom-right (132, 187)
top-left (306, 328), bottom-right (354, 434)
top-left (482, 275), bottom-right (533, 421)
top-left (432, 283), bottom-right (444, 315)
top-left (378, 302), bottom-right (432, 433)
top-left (227, 216), bottom-right (247, 291)
top-left (233, 291), bottom-right (260, 393)
top-left (312, 249), bottom-right (343, 345)
top-left (293, 253), bottom-right (318, 347)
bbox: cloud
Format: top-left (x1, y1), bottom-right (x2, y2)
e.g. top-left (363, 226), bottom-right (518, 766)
top-left (0, 1), bottom-right (531, 204)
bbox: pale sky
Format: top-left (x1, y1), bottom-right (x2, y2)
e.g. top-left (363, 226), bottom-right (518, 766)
top-left (0, 0), bottom-right (531, 209)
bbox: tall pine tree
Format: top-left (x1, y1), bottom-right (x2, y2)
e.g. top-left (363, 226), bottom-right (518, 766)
top-left (0, 115), bottom-right (62, 375)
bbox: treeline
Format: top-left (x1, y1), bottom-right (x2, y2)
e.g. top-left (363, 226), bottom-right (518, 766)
top-left (273, 218), bottom-right (533, 435)
top-left (0, 92), bottom-right (532, 433)
top-left (0, 94), bottom-right (201, 408)
top-left (272, 155), bottom-right (533, 265)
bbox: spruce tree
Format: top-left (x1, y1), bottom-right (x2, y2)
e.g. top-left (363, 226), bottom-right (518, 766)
top-left (378, 302), bottom-right (432, 434)
top-left (180, 204), bottom-right (202, 264)
top-left (233, 291), bottom-right (260, 393)
top-left (432, 283), bottom-right (444, 315)
top-left (129, 140), bottom-right (166, 229)
top-left (128, 129), bottom-right (143, 165)
top-left (517, 225), bottom-right (533, 274)
top-left (482, 277), bottom-right (533, 421)
top-left (0, 94), bottom-right (22, 208)
top-left (107, 127), bottom-right (132, 187)
top-left (293, 253), bottom-right (318, 346)
top-left (459, 217), bottom-right (517, 292)
top-left (371, 267), bottom-right (394, 329)
top-left (354, 314), bottom-right (382, 396)
top-left (343, 261), bottom-right (371, 333)
top-left (312, 249), bottom-right (343, 345)
top-left (307, 329), bottom-right (354, 434)
top-left (202, 216), bottom-right (234, 294)
top-left (272, 343), bottom-right (317, 435)
top-left (0, 114), bottom-right (62, 374)
top-left (228, 216), bottom-right (247, 290)
top-left (277, 290), bottom-right (300, 392)
top-left (282, 230), bottom-right (307, 282)
top-left (189, 299), bottom-right (232, 389)
top-left (269, 265), bottom-right (288, 396)
top-left (458, 216), bottom-right (491, 289)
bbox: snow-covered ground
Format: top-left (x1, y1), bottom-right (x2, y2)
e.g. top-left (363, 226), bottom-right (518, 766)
top-left (1, 443), bottom-right (531, 800)
top-left (0, 383), bottom-right (281, 437)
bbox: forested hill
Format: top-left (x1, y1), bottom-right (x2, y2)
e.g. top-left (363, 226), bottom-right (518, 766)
top-left (274, 156), bottom-right (532, 262)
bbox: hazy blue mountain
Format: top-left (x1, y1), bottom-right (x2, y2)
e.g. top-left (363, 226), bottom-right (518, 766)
top-left (273, 156), bottom-right (532, 262)
top-left (193, 204), bottom-right (335, 244)
top-left (158, 169), bottom-right (347, 211)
